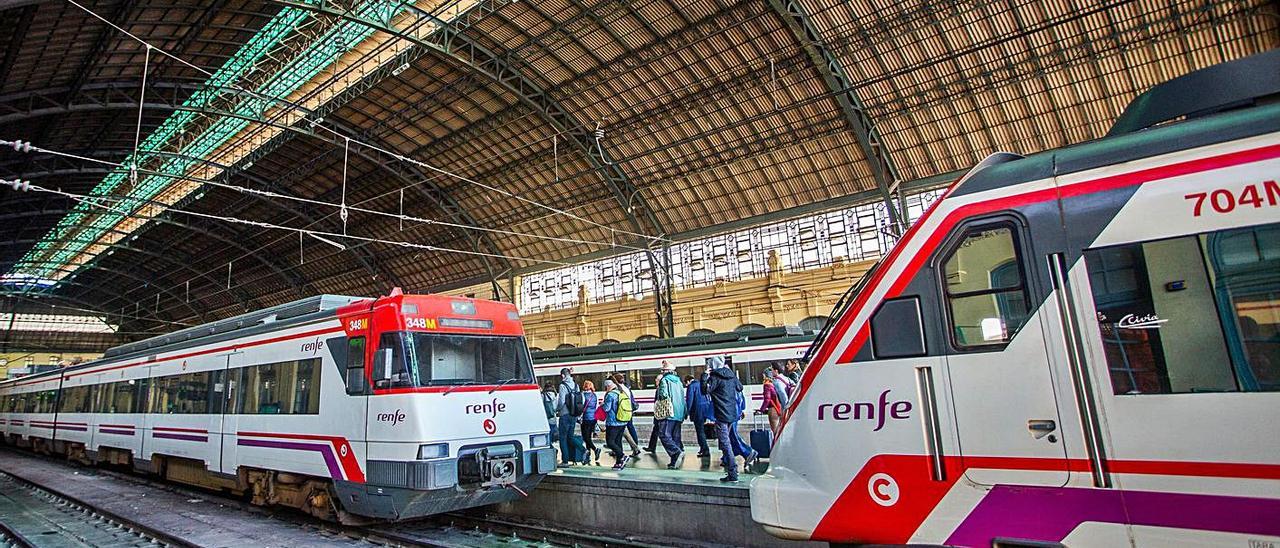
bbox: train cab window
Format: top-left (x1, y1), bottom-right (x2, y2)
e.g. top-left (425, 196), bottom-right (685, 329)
top-left (942, 224), bottom-right (1030, 349)
top-left (346, 336), bottom-right (366, 394)
top-left (374, 332), bottom-right (534, 387)
top-left (1084, 222), bottom-right (1280, 394)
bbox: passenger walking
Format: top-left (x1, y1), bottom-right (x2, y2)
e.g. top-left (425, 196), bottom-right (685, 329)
top-left (580, 380), bottom-right (601, 464)
top-left (757, 371), bottom-right (783, 431)
top-left (654, 362), bottom-right (688, 469)
top-left (645, 361), bottom-right (675, 454)
top-left (684, 375), bottom-right (712, 456)
top-left (541, 381), bottom-right (557, 442)
top-left (784, 359), bottom-right (803, 387)
top-left (601, 380), bottom-right (630, 469)
top-left (770, 364), bottom-right (795, 404)
top-left (556, 368), bottom-right (583, 466)
top-left (702, 356), bottom-right (749, 482)
top-left (614, 373), bottom-right (641, 455)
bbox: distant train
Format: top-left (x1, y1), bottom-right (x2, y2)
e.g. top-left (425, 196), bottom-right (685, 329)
top-left (532, 327), bottom-right (814, 412)
top-left (0, 290), bottom-right (555, 523)
top-left (750, 51), bottom-right (1280, 545)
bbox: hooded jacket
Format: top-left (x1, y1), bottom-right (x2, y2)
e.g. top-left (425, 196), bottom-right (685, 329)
top-left (701, 356), bottom-right (743, 423)
top-left (655, 371), bottom-right (688, 421)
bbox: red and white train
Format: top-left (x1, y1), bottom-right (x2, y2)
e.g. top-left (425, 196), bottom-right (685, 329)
top-left (751, 52), bottom-right (1280, 545)
top-left (0, 290), bottom-right (554, 522)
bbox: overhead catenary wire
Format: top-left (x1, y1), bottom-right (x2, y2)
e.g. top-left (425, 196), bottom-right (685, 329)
top-left (4, 181), bottom-right (575, 269)
top-left (60, 0), bottom-right (667, 245)
top-left (0, 140), bottom-right (652, 253)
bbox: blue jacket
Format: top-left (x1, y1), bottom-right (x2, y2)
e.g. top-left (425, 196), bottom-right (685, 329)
top-left (656, 372), bottom-right (687, 421)
top-left (685, 379), bottom-right (714, 422)
top-left (602, 390), bottom-right (626, 426)
top-left (583, 390), bottom-right (599, 419)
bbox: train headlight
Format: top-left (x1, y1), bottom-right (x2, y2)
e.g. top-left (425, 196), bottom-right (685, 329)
top-left (529, 434), bottom-right (550, 448)
top-left (417, 442), bottom-right (448, 460)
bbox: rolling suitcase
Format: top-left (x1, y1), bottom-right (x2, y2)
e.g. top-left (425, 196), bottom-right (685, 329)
top-left (571, 434), bottom-right (588, 463)
top-left (749, 416), bottom-right (773, 459)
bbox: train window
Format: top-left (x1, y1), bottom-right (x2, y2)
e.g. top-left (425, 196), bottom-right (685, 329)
top-left (58, 386), bottom-right (92, 414)
top-left (104, 381), bottom-right (137, 413)
top-left (1084, 222), bottom-right (1280, 394)
top-left (34, 390), bottom-right (57, 413)
top-left (346, 336), bottom-right (366, 395)
top-left (871, 297), bottom-right (927, 359)
top-left (376, 332), bottom-right (533, 387)
top-left (234, 359), bottom-right (321, 414)
top-left (942, 224), bottom-right (1030, 349)
top-left (208, 370), bottom-right (227, 414)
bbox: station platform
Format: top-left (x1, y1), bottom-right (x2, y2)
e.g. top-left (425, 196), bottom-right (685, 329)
top-left (479, 444), bottom-right (820, 548)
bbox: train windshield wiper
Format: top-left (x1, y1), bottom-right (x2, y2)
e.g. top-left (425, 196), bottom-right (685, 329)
top-left (802, 258), bottom-right (881, 365)
top-left (443, 380), bottom-right (480, 395)
top-left (488, 377), bottom-right (523, 393)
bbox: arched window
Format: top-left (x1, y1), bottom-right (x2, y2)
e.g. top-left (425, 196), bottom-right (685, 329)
top-left (688, 328), bottom-right (715, 337)
top-left (598, 339), bottom-right (620, 345)
top-left (555, 343), bottom-right (576, 350)
top-left (529, 347), bottom-right (544, 354)
top-left (635, 334), bottom-right (658, 342)
top-left (735, 323), bottom-right (766, 332)
top-left (799, 316), bottom-right (829, 332)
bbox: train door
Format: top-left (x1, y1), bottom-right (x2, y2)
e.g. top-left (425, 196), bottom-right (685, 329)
top-left (940, 213), bottom-right (1071, 486)
top-left (218, 352), bottom-right (243, 475)
top-left (1059, 154), bottom-right (1280, 544)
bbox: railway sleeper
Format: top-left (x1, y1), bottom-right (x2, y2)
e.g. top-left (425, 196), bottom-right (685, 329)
top-left (6, 437), bottom-right (349, 524)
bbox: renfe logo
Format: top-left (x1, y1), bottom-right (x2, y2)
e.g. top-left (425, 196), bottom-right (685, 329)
top-left (377, 409), bottom-right (407, 426)
top-left (300, 337), bottom-right (324, 355)
top-left (466, 398), bottom-right (507, 417)
top-left (817, 389), bottom-right (912, 432)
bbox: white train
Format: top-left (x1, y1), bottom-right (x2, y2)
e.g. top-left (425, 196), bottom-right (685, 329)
top-left (750, 51), bottom-right (1280, 546)
top-left (532, 327), bottom-right (813, 413)
top-left (0, 290), bottom-right (555, 523)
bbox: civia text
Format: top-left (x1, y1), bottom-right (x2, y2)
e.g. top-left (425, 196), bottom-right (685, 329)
top-left (377, 409), bottom-right (407, 426)
top-left (817, 389), bottom-right (912, 432)
top-left (300, 338), bottom-right (324, 355)
top-left (465, 397), bottom-right (507, 418)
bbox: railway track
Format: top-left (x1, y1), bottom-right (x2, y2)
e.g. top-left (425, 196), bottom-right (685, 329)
top-left (0, 471), bottom-right (180, 547)
top-left (0, 449), bottom-right (670, 547)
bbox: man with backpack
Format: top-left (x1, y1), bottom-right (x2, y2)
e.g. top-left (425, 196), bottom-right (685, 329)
top-left (556, 368), bottom-right (584, 466)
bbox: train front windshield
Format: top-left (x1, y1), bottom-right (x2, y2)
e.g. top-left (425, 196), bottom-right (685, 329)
top-left (378, 332), bottom-right (534, 387)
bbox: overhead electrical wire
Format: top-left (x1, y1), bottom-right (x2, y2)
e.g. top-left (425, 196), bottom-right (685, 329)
top-left (0, 140), bottom-right (651, 254)
top-left (60, 0), bottom-right (666, 244)
top-left (0, 179), bottom-right (575, 270)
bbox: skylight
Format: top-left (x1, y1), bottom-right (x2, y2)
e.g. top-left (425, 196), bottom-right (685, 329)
top-left (7, 0), bottom-right (414, 286)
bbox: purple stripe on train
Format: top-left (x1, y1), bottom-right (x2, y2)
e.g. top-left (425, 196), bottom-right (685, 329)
top-left (237, 438), bottom-right (342, 480)
top-left (945, 484), bottom-right (1280, 546)
top-left (153, 432), bottom-right (209, 442)
top-left (99, 429), bottom-right (135, 436)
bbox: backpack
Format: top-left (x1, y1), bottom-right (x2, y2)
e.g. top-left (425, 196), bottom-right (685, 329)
top-left (562, 381), bottom-right (585, 416)
top-left (594, 404), bottom-right (606, 422)
top-left (616, 390), bottom-right (634, 422)
top-left (542, 392), bottom-right (556, 420)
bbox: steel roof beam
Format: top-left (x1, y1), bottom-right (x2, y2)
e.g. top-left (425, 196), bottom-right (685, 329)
top-left (764, 0), bottom-right (905, 232)
top-left (0, 234), bottom-right (257, 312)
top-left (4, 259), bottom-right (207, 323)
top-left (264, 0), bottom-right (672, 331)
